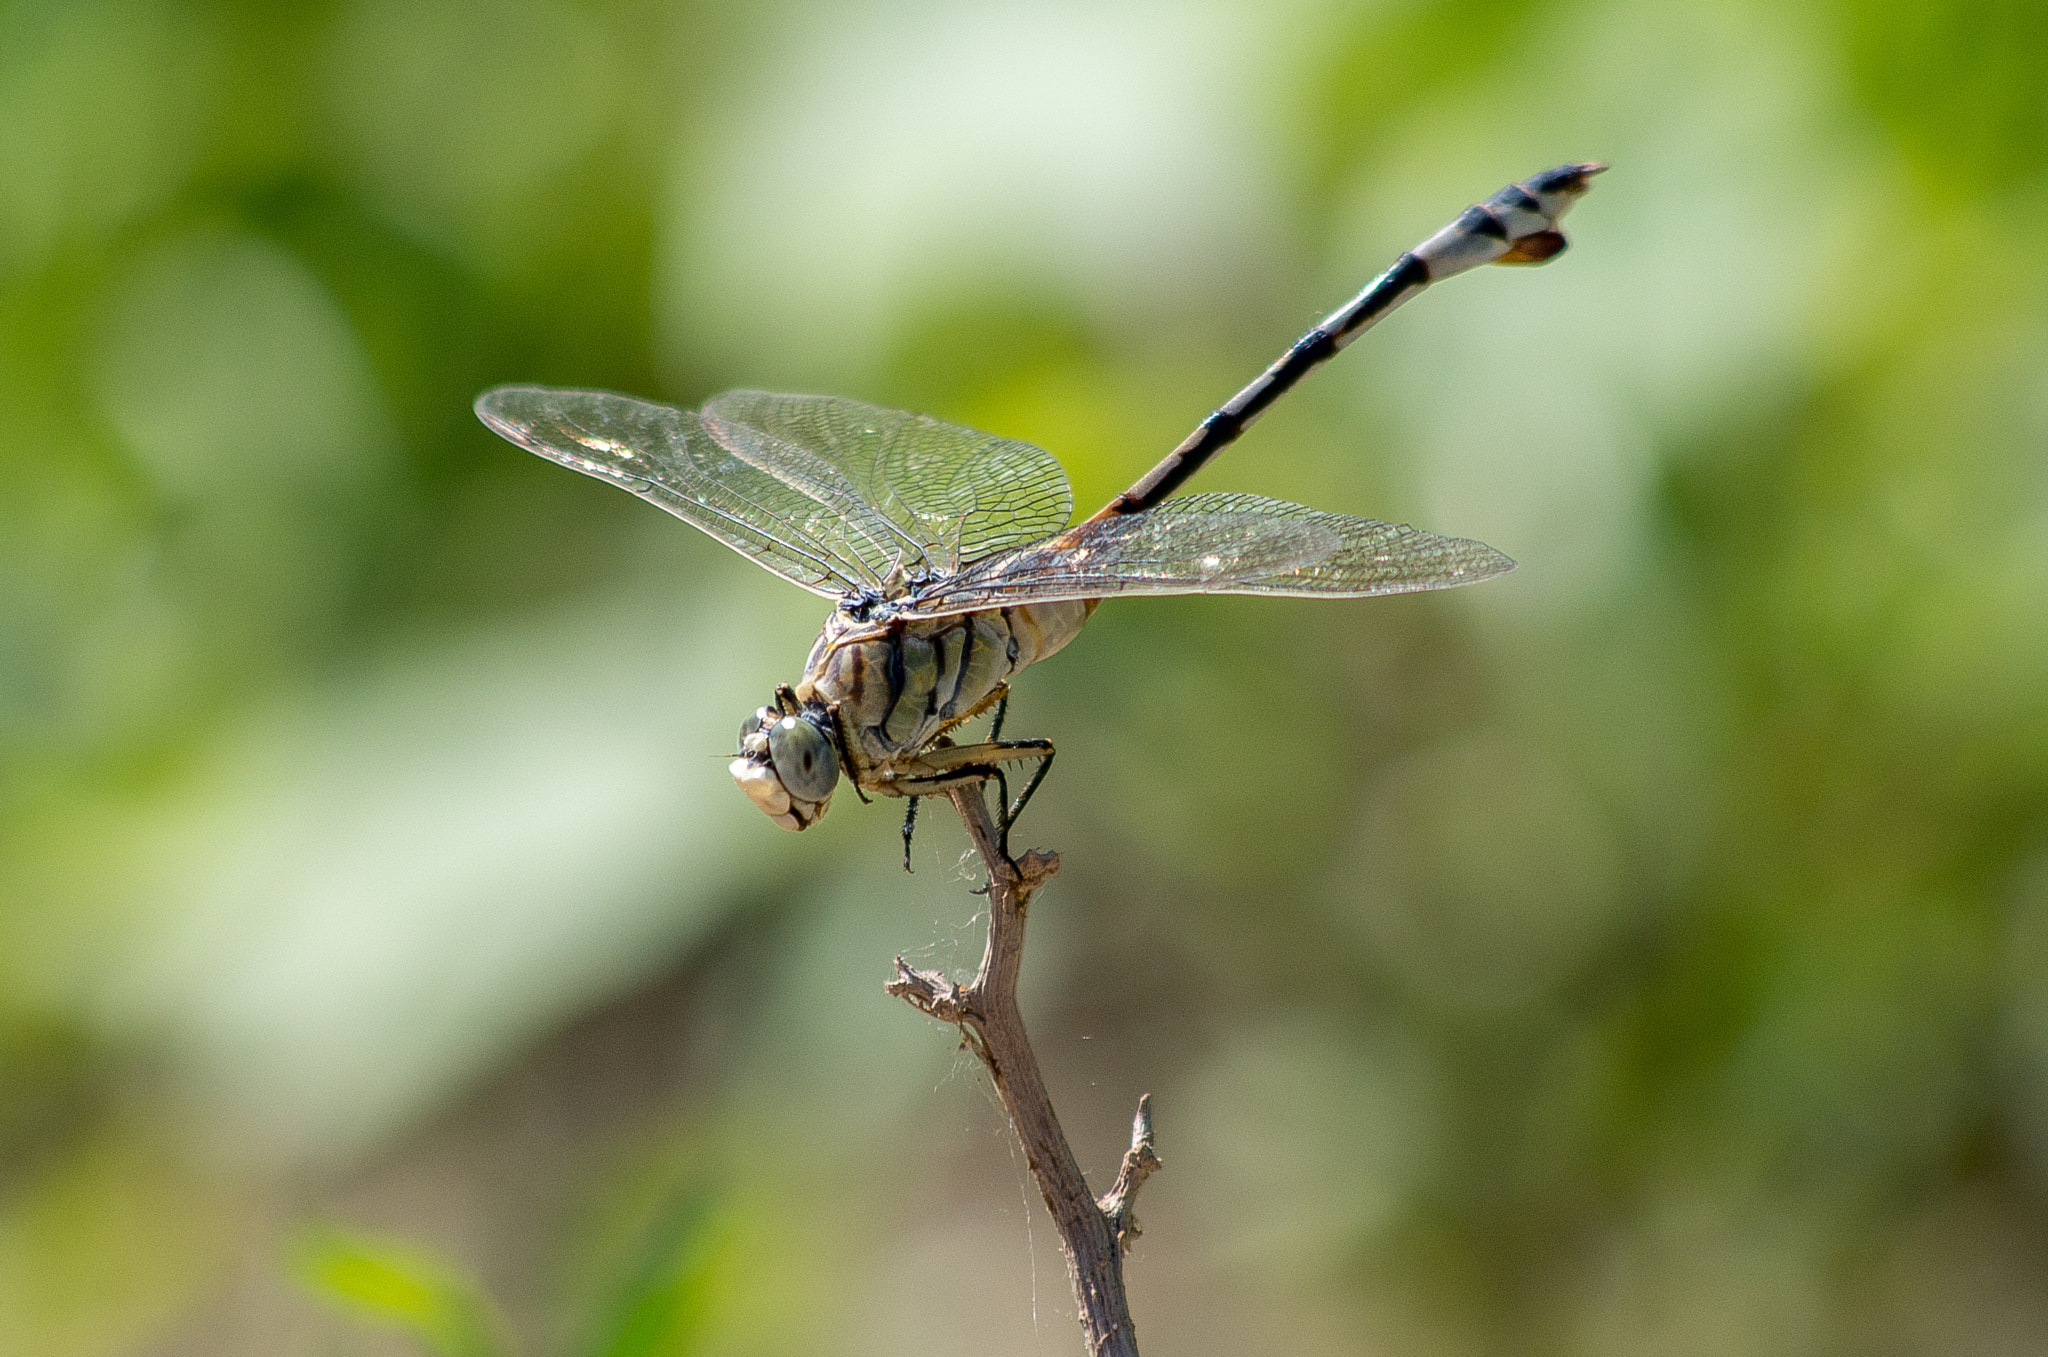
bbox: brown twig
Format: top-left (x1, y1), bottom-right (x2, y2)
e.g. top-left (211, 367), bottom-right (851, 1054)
top-left (886, 784), bottom-right (1158, 1356)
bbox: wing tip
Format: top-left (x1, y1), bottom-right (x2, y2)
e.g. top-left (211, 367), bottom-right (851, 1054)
top-left (1448, 543), bottom-right (1516, 588)
top-left (473, 383), bottom-right (562, 437)
top-left (473, 384), bottom-right (514, 431)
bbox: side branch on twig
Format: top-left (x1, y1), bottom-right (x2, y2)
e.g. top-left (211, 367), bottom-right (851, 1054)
top-left (1099, 1094), bottom-right (1161, 1249)
top-left (885, 784), bottom-right (1160, 1357)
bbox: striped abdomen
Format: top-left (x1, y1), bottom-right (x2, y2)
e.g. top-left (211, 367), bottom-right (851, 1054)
top-left (797, 600), bottom-right (1090, 764)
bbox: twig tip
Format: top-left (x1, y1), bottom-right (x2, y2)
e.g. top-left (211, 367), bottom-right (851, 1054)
top-left (1100, 1092), bottom-right (1163, 1252)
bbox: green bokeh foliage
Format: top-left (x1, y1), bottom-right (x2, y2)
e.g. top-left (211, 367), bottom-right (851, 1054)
top-left (3, 0), bottom-right (2048, 1352)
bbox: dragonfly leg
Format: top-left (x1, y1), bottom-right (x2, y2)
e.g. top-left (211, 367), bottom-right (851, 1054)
top-left (826, 702), bottom-right (872, 804)
top-left (901, 796), bottom-right (919, 873)
top-left (1000, 746), bottom-right (1055, 851)
top-left (893, 738), bottom-right (1051, 784)
top-left (891, 738), bottom-right (1055, 859)
top-left (983, 696), bottom-right (1023, 849)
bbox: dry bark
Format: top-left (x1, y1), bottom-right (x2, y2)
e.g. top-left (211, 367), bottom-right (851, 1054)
top-left (886, 784), bottom-right (1160, 1356)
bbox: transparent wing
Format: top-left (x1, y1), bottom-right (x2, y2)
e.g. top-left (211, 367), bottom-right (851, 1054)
top-left (702, 391), bottom-right (1073, 577)
top-left (905, 492), bottom-right (1514, 616)
top-left (476, 385), bottom-right (903, 598)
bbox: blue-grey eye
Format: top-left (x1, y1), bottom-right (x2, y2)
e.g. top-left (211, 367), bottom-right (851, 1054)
top-left (740, 708), bottom-right (767, 739)
top-left (769, 716), bottom-right (838, 802)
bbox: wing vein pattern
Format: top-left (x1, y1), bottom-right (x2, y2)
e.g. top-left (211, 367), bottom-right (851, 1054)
top-left (476, 386), bottom-right (1075, 598)
top-left (478, 388), bottom-right (1511, 618)
top-left (906, 492), bottom-right (1514, 615)
top-left (701, 390), bottom-right (1072, 577)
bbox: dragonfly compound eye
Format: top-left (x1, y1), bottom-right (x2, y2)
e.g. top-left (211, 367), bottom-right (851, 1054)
top-left (769, 715), bottom-right (839, 803)
top-left (738, 705), bottom-right (777, 755)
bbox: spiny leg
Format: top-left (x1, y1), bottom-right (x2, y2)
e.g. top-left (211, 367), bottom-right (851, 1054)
top-left (984, 745), bottom-right (1055, 859)
top-left (901, 796), bottom-right (919, 873)
top-left (895, 737), bottom-right (1055, 860)
top-left (894, 736), bottom-right (1054, 784)
top-left (827, 701), bottom-right (872, 804)
top-left (999, 746), bottom-right (1055, 854)
top-left (985, 694), bottom-right (1015, 852)
top-left (988, 694), bottom-right (1010, 843)
top-left (984, 698), bottom-right (1048, 854)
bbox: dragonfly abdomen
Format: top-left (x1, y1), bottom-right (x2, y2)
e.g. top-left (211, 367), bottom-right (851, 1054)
top-left (800, 600), bottom-right (1091, 772)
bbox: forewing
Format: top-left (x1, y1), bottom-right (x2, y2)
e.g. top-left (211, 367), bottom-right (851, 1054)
top-left (906, 492), bottom-right (1514, 615)
top-left (702, 391), bottom-right (1073, 575)
top-left (476, 385), bottom-right (884, 597)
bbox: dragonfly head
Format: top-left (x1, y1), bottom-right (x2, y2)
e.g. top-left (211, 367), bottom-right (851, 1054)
top-left (731, 702), bottom-right (838, 830)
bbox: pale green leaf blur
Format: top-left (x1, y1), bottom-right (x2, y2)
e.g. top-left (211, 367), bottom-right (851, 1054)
top-left (294, 1227), bottom-right (507, 1357)
top-left (3, 0), bottom-right (2047, 1354)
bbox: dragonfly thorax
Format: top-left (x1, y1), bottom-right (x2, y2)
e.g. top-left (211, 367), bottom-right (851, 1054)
top-left (799, 601), bottom-right (1089, 772)
top-left (728, 599), bottom-right (1095, 831)
top-left (837, 588), bottom-right (906, 625)
top-left (838, 560), bottom-right (951, 624)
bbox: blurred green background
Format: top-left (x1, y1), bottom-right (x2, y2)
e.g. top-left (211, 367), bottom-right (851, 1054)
top-left (5, 0), bottom-right (2048, 1352)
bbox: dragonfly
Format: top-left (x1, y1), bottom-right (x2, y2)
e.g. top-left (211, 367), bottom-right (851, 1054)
top-left (477, 163), bottom-right (1602, 868)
